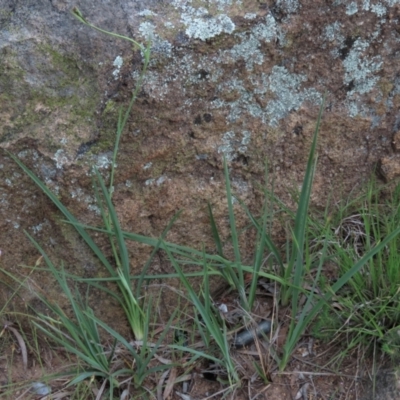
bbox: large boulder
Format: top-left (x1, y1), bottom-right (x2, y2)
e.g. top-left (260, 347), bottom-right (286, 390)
top-left (1, 0), bottom-right (400, 331)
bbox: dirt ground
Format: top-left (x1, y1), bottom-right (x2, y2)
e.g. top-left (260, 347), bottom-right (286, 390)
top-left (0, 271), bottom-right (394, 400)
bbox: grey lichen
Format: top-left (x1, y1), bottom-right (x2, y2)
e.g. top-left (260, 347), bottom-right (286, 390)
top-left (276, 0), bottom-right (300, 13)
top-left (346, 2), bottom-right (358, 15)
top-left (213, 66), bottom-right (321, 127)
top-left (112, 56), bottom-right (123, 80)
top-left (324, 22), bottom-right (344, 43)
top-left (266, 66), bottom-right (322, 126)
top-left (220, 13), bottom-right (281, 71)
top-left (182, 13), bottom-right (235, 41)
top-left (217, 130), bottom-right (251, 161)
top-left (139, 21), bottom-right (156, 39)
top-left (145, 175), bottom-right (167, 186)
top-left (343, 38), bottom-right (383, 96)
top-left (143, 162), bottom-right (153, 170)
top-left (53, 149), bottom-right (69, 169)
top-left (244, 13), bottom-right (257, 20)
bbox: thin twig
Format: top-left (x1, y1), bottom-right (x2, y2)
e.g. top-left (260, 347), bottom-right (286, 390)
top-left (274, 370), bottom-right (359, 379)
top-left (4, 322), bottom-right (28, 370)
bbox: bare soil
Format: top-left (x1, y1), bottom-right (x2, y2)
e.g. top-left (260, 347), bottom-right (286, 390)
top-left (0, 273), bottom-right (391, 400)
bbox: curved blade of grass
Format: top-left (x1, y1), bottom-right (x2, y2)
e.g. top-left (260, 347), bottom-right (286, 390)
top-left (281, 94), bottom-right (326, 307)
top-left (223, 158), bottom-right (245, 305)
top-left (168, 345), bottom-right (221, 364)
top-left (93, 168), bottom-right (130, 278)
top-left (280, 237), bottom-right (328, 369)
top-left (23, 232), bottom-right (116, 374)
top-left (248, 190), bottom-right (269, 309)
top-left (223, 157), bottom-right (241, 265)
top-left (68, 371), bottom-right (109, 387)
top-left (5, 151), bottom-right (115, 277)
top-left (136, 210), bottom-right (183, 298)
top-left (238, 198), bottom-right (284, 270)
top-left (207, 202), bottom-right (225, 258)
top-left (207, 202), bottom-right (238, 285)
top-left (117, 268), bottom-right (145, 341)
top-left (281, 224), bottom-right (400, 369)
top-left (84, 308), bottom-right (177, 387)
top-left (72, 7), bottom-right (147, 52)
top-left (61, 221), bottom-right (287, 285)
top-left (164, 243), bottom-right (239, 383)
top-left (91, 172), bottom-right (122, 271)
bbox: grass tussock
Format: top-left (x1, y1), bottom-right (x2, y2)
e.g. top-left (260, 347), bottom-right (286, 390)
top-left (1, 7), bottom-right (400, 399)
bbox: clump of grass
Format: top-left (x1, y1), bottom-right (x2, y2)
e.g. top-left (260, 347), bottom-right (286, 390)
top-left (318, 178), bottom-right (400, 356)
top-left (5, 7), bottom-right (400, 398)
top-left (3, 8), bottom-right (177, 398)
top-left (7, 7), bottom-right (151, 342)
top-left (166, 247), bottom-right (240, 386)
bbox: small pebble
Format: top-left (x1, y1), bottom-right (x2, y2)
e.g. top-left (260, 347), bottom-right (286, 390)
top-left (31, 382), bottom-right (51, 396)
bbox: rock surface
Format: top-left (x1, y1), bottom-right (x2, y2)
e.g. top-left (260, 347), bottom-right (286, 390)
top-left (1, 1), bottom-right (400, 395)
top-left (362, 369), bottom-right (400, 400)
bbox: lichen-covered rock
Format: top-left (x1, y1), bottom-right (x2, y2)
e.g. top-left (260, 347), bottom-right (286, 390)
top-left (362, 369), bottom-right (400, 400)
top-left (1, 0), bottom-right (400, 341)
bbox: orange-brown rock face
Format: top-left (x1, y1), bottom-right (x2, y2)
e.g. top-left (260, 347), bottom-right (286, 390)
top-left (1, 0), bottom-right (400, 314)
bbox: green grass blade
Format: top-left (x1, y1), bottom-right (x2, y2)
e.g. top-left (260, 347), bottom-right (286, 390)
top-left (238, 198), bottom-right (284, 270)
top-left (248, 195), bottom-right (268, 309)
top-left (6, 151), bottom-right (115, 275)
top-left (91, 174), bottom-right (121, 271)
top-left (83, 311), bottom-right (140, 363)
top-left (295, 224), bottom-right (400, 350)
top-left (207, 202), bottom-right (225, 258)
top-left (68, 371), bottom-right (108, 387)
top-left (136, 210), bottom-right (183, 298)
top-left (281, 94), bottom-right (325, 307)
top-left (93, 168), bottom-right (130, 278)
top-left (280, 237), bottom-right (328, 369)
top-left (223, 157), bottom-right (242, 267)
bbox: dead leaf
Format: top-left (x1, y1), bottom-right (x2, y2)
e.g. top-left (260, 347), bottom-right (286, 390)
top-left (163, 367), bottom-right (178, 399)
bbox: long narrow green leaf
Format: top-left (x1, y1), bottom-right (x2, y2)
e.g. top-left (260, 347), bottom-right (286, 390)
top-left (281, 94), bottom-right (326, 307)
top-left (164, 243), bottom-right (239, 382)
top-left (238, 198), bottom-right (284, 270)
top-left (91, 173), bottom-right (121, 273)
top-left (223, 157), bottom-right (242, 267)
top-left (94, 168), bottom-right (130, 278)
top-left (248, 192), bottom-right (268, 309)
top-left (61, 221), bottom-right (286, 285)
top-left (83, 311), bottom-right (140, 363)
top-left (6, 151), bottom-right (115, 275)
top-left (280, 237), bottom-right (328, 369)
top-left (208, 202), bottom-right (225, 258)
top-left (136, 210), bottom-right (183, 298)
top-left (295, 224), bottom-right (400, 351)
top-left (68, 371), bottom-right (108, 387)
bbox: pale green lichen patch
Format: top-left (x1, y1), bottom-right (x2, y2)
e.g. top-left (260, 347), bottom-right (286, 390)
top-left (344, 0), bottom-right (390, 17)
top-left (343, 38), bottom-right (383, 96)
top-left (343, 39), bottom-right (383, 117)
top-left (53, 149), bottom-right (69, 169)
top-left (324, 22), bottom-right (344, 44)
top-left (182, 13), bottom-right (235, 40)
top-left (218, 130), bottom-right (251, 161)
top-left (112, 56), bottom-right (123, 80)
top-left (170, 0), bottom-right (239, 41)
top-left (346, 2), bottom-right (358, 15)
top-left (145, 175), bottom-right (168, 186)
top-left (276, 0), bottom-right (300, 13)
top-left (218, 13), bottom-right (282, 70)
top-left (212, 67), bottom-right (321, 127)
top-left (265, 67), bottom-right (322, 126)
